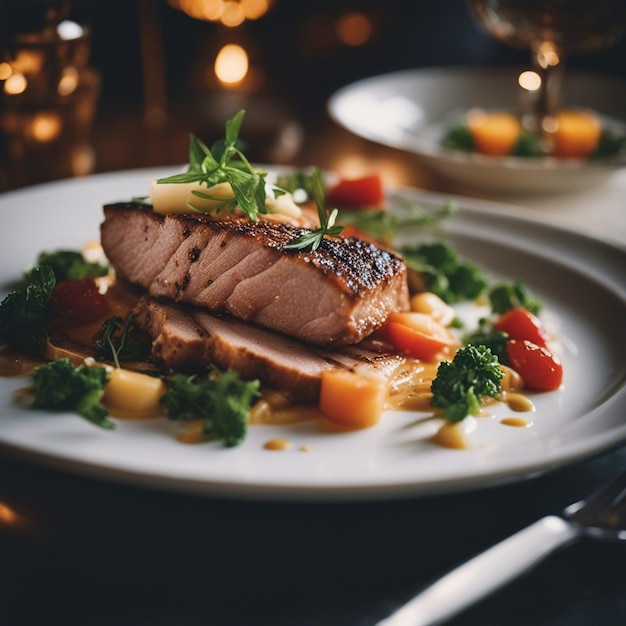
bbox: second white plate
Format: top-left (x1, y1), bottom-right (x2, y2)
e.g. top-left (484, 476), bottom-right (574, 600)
top-left (328, 67), bottom-right (626, 194)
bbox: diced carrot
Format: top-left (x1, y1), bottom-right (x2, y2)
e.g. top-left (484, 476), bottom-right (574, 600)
top-left (319, 370), bottom-right (387, 429)
top-left (466, 110), bottom-right (521, 156)
top-left (550, 110), bottom-right (601, 158)
top-left (383, 312), bottom-right (456, 361)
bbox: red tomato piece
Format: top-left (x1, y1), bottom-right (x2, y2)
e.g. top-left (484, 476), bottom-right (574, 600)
top-left (53, 278), bottom-right (110, 323)
top-left (494, 307), bottom-right (550, 348)
top-left (505, 339), bottom-right (563, 391)
top-left (383, 312), bottom-right (456, 361)
top-left (326, 174), bottom-right (384, 208)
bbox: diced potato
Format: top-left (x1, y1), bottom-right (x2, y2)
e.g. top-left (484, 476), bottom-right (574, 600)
top-left (103, 368), bottom-right (165, 419)
top-left (319, 370), bottom-right (387, 429)
top-left (150, 180), bottom-right (235, 215)
top-left (410, 292), bottom-right (455, 326)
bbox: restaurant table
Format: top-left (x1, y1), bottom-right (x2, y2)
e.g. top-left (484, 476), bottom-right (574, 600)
top-left (1, 113), bottom-right (625, 626)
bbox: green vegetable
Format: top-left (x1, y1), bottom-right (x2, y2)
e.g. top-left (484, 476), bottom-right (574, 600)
top-left (156, 110), bottom-right (274, 220)
top-left (35, 250), bottom-right (108, 282)
top-left (401, 241), bottom-right (488, 304)
top-left (442, 123), bottom-right (474, 152)
top-left (283, 168), bottom-right (344, 252)
top-left (31, 358), bottom-right (114, 430)
top-left (0, 265), bottom-right (56, 354)
top-left (431, 344), bottom-right (504, 423)
top-left (161, 366), bottom-right (261, 447)
top-left (339, 200), bottom-right (454, 244)
top-left (512, 130), bottom-right (542, 157)
top-left (463, 319), bottom-right (509, 362)
top-left (489, 279), bottom-right (542, 316)
top-left (94, 315), bottom-right (150, 368)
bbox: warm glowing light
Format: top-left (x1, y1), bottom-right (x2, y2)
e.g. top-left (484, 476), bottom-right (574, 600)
top-left (58, 66), bottom-right (79, 96)
top-left (518, 70), bottom-right (541, 92)
top-left (57, 20), bottom-right (84, 40)
top-left (0, 62), bottom-right (12, 80)
top-left (536, 41), bottom-right (560, 68)
top-left (214, 44), bottom-right (249, 85)
top-left (31, 112), bottom-right (62, 142)
top-left (222, 1), bottom-right (245, 27)
top-left (336, 12), bottom-right (372, 46)
top-left (242, 0), bottom-right (271, 20)
top-left (4, 72), bottom-right (27, 95)
top-left (0, 502), bottom-right (18, 525)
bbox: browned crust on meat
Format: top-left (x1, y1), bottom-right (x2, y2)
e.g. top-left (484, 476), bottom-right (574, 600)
top-left (101, 202), bottom-right (409, 346)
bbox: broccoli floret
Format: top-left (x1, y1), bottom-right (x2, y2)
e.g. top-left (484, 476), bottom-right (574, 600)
top-left (431, 344), bottom-right (504, 423)
top-left (0, 265), bottom-right (56, 354)
top-left (31, 358), bottom-right (114, 430)
top-left (442, 123), bottom-right (474, 152)
top-left (489, 280), bottom-right (542, 316)
top-left (161, 366), bottom-right (261, 447)
top-left (36, 250), bottom-right (109, 282)
top-left (401, 241), bottom-right (488, 304)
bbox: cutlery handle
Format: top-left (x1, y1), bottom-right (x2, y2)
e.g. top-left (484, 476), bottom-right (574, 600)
top-left (377, 515), bottom-right (580, 626)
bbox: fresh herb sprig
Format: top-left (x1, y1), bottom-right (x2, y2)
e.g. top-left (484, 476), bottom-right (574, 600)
top-left (95, 314), bottom-right (149, 368)
top-left (284, 169), bottom-right (344, 252)
top-left (156, 110), bottom-right (269, 220)
top-left (339, 200), bottom-right (455, 245)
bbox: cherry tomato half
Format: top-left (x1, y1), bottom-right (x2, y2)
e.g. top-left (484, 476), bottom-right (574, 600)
top-left (326, 174), bottom-right (384, 208)
top-left (505, 339), bottom-right (563, 391)
top-left (53, 278), bottom-right (111, 323)
top-left (494, 307), bottom-right (550, 348)
top-left (380, 312), bottom-right (456, 361)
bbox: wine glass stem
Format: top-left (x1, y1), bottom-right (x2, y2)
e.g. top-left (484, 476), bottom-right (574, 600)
top-left (531, 41), bottom-right (565, 151)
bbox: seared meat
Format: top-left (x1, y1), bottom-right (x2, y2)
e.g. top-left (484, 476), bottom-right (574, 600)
top-left (134, 296), bottom-right (404, 403)
top-left (101, 203), bottom-right (409, 347)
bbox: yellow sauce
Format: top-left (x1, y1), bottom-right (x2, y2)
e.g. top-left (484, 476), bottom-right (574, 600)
top-left (263, 437), bottom-right (293, 451)
top-left (386, 360), bottom-right (439, 412)
top-left (432, 421), bottom-right (468, 449)
top-left (501, 417), bottom-right (532, 428)
top-left (504, 392), bottom-right (535, 413)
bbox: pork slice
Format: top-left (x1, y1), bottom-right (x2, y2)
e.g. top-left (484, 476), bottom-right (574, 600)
top-left (134, 296), bottom-right (404, 403)
top-left (101, 203), bottom-right (409, 347)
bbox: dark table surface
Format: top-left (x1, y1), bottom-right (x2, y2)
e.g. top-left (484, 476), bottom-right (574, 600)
top-left (1, 442), bottom-right (624, 626)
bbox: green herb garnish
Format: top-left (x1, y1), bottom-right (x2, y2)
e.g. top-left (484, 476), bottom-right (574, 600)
top-left (161, 366), bottom-right (261, 447)
top-left (489, 279), bottom-right (542, 316)
top-left (283, 168), bottom-right (344, 252)
top-left (94, 314), bottom-right (150, 368)
top-left (401, 241), bottom-right (488, 304)
top-left (431, 344), bottom-right (504, 423)
top-left (0, 265), bottom-right (56, 354)
top-left (32, 358), bottom-right (114, 430)
top-left (35, 250), bottom-right (108, 282)
top-left (156, 109), bottom-right (269, 220)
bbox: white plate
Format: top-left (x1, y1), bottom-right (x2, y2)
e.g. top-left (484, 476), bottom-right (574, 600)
top-left (328, 67), bottom-right (626, 194)
top-left (0, 169), bottom-right (625, 501)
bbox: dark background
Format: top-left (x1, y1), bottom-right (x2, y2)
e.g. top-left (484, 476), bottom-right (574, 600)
top-left (1, 0), bottom-right (625, 186)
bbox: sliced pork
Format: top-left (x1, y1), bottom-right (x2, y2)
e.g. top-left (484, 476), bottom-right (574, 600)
top-left (134, 296), bottom-right (404, 403)
top-left (100, 203), bottom-right (409, 347)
